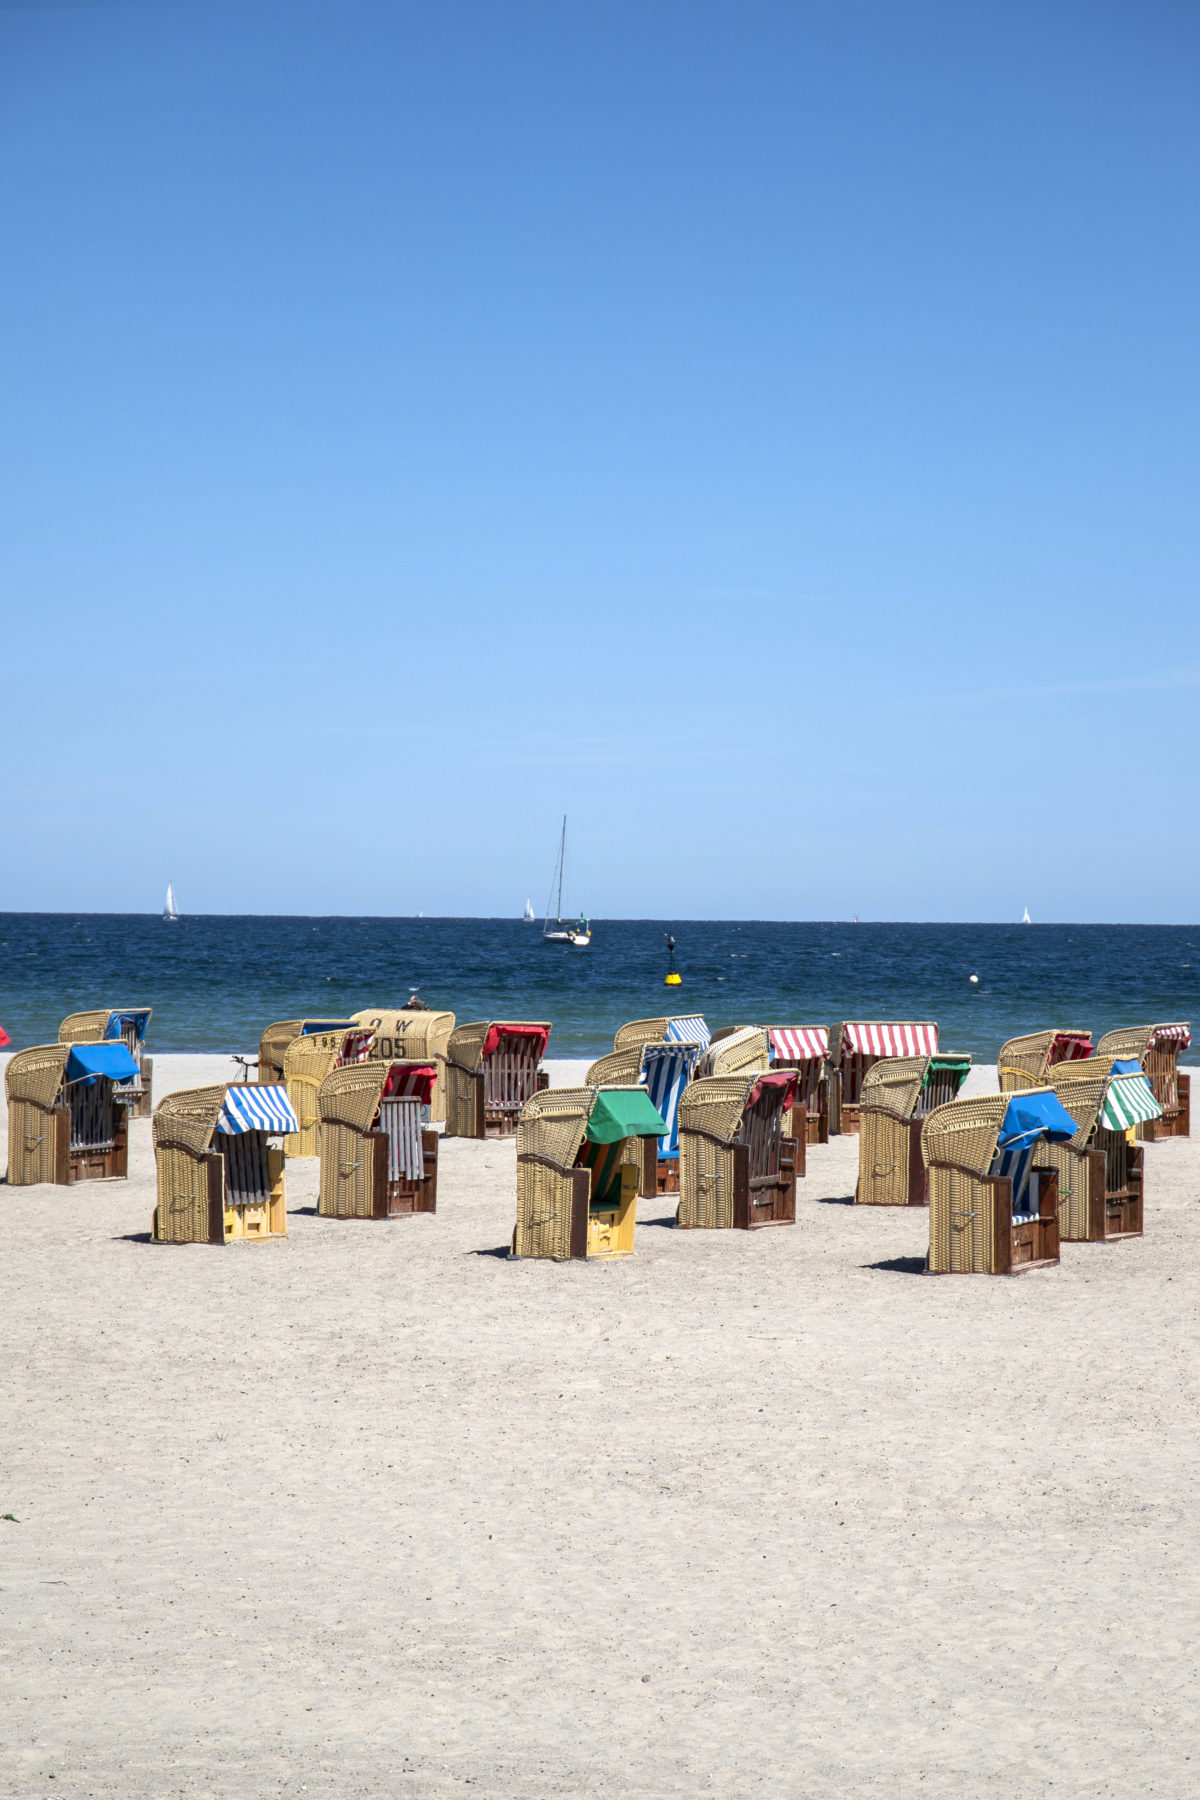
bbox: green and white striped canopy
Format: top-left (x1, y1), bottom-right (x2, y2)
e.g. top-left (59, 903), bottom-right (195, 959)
top-left (1099, 1074), bottom-right (1163, 1132)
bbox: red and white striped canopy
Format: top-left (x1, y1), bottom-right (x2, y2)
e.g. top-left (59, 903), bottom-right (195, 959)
top-left (1151, 1023), bottom-right (1192, 1049)
top-left (840, 1022), bottom-right (938, 1057)
top-left (770, 1027), bottom-right (829, 1062)
top-left (382, 1062), bottom-right (438, 1105)
top-left (342, 1030), bottom-right (376, 1065)
top-left (1051, 1032), bottom-right (1094, 1063)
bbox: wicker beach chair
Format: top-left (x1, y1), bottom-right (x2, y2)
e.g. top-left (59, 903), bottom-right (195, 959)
top-left (1037, 1057), bottom-right (1163, 1241)
top-left (317, 1060), bottom-right (439, 1220)
top-left (612, 1015), bottom-right (710, 1055)
top-left (768, 1027), bottom-right (830, 1144)
top-left (6, 1041), bottom-right (141, 1186)
top-left (828, 1021), bottom-right (939, 1135)
top-left (282, 1025), bottom-right (376, 1157)
top-left (152, 1083), bottom-right (297, 1244)
top-left (1094, 1025), bottom-right (1191, 1140)
top-left (58, 1008), bottom-right (154, 1119)
top-left (351, 1008), bottom-right (456, 1126)
top-left (256, 1018), bottom-right (359, 1085)
top-left (512, 1085), bottom-right (667, 1261)
top-left (997, 1030), bottom-right (1094, 1094)
top-left (585, 1047), bottom-right (645, 1088)
top-left (923, 1089), bottom-right (1078, 1274)
top-left (855, 1053), bottom-right (972, 1205)
top-left (695, 1027), bottom-right (771, 1079)
top-left (677, 1070), bottom-right (801, 1230)
top-left (444, 1022), bottom-right (551, 1139)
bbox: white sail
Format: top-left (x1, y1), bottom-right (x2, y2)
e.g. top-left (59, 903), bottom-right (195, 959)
top-left (523, 898), bottom-right (535, 921)
top-left (163, 882), bottom-right (180, 922)
top-left (1022, 906), bottom-right (1032, 924)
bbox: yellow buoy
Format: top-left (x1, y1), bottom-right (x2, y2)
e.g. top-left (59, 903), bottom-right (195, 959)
top-left (664, 933), bottom-right (681, 986)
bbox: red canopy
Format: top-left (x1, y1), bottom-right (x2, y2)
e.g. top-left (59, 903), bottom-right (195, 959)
top-left (481, 1023), bottom-right (551, 1060)
top-left (747, 1070), bottom-right (798, 1111)
top-left (381, 1063), bottom-right (438, 1106)
top-left (0, 1022), bottom-right (9, 1048)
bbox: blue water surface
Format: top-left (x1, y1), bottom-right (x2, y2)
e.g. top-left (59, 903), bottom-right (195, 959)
top-left (0, 915), bottom-right (1196, 1060)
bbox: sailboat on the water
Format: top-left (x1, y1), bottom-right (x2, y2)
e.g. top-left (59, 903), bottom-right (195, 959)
top-left (542, 817), bottom-right (590, 947)
top-left (163, 882), bottom-right (180, 923)
top-left (1022, 906), bottom-right (1032, 924)
top-left (523, 898), bottom-right (536, 922)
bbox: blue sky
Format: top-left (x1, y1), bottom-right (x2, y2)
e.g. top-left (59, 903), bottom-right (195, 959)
top-left (1, 0), bottom-right (1196, 921)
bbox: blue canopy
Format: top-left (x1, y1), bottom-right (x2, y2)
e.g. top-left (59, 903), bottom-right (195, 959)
top-left (997, 1090), bottom-right (1078, 1150)
top-left (1110, 1058), bottom-right (1142, 1076)
top-left (103, 1010), bottom-right (151, 1042)
top-left (300, 1021), bottom-right (352, 1036)
top-left (65, 1043), bottom-right (140, 1086)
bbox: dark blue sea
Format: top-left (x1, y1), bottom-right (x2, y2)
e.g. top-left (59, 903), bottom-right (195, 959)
top-left (0, 915), bottom-right (1196, 1062)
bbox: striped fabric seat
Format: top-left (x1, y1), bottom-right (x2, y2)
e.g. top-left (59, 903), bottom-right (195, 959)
top-left (1099, 1074), bottom-right (1163, 1133)
top-left (216, 1084), bottom-right (299, 1136)
top-left (641, 1042), bottom-right (702, 1158)
top-left (990, 1144), bottom-right (1038, 1222)
top-left (378, 1098), bottom-right (425, 1181)
top-left (665, 1016), bottom-right (710, 1047)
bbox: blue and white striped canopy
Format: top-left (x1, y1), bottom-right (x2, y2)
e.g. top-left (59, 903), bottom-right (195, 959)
top-left (641, 1041), bottom-right (701, 1156)
top-left (216, 1084), bottom-right (299, 1136)
top-left (665, 1015), bottom-right (710, 1047)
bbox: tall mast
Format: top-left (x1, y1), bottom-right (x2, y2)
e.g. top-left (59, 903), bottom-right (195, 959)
top-left (557, 815), bottom-right (566, 922)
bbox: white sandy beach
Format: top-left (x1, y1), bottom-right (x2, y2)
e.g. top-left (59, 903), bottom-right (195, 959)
top-left (2, 1052), bottom-right (1199, 1798)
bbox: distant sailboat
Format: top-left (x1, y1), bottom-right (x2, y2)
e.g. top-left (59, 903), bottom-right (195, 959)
top-left (542, 816), bottom-right (591, 947)
top-left (523, 898), bottom-right (536, 922)
top-left (1022, 906), bottom-right (1032, 924)
top-left (163, 882), bottom-right (180, 923)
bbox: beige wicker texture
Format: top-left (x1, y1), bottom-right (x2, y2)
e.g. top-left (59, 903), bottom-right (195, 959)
top-left (586, 1047), bottom-right (644, 1087)
top-left (1048, 1060), bottom-right (1115, 1148)
top-left (57, 1010), bottom-right (111, 1045)
top-left (613, 1017), bottom-right (670, 1053)
top-left (1094, 1025), bottom-right (1155, 1067)
top-left (998, 1030), bottom-right (1060, 1092)
top-left (856, 1111), bottom-right (914, 1206)
top-left (318, 1119), bottom-right (373, 1218)
top-left (696, 1027), bottom-right (769, 1079)
top-left (923, 1094), bottom-right (1011, 1274)
top-left (258, 1020), bottom-right (305, 1083)
top-left (352, 1009), bottom-right (455, 1124)
top-left (316, 1061), bottom-right (390, 1136)
top-left (677, 1074), bottom-right (756, 1229)
top-left (1035, 1139), bottom-right (1094, 1240)
top-left (283, 1029), bottom-right (368, 1157)
top-left (6, 1043), bottom-right (70, 1110)
top-left (6, 1047), bottom-right (70, 1187)
top-left (444, 1022), bottom-right (491, 1137)
top-left (152, 1086), bottom-right (226, 1157)
top-left (859, 1055), bottom-right (927, 1119)
top-left (513, 1087), bottom-right (594, 1260)
top-left (152, 1087), bottom-right (227, 1243)
top-left (855, 1057), bottom-right (928, 1207)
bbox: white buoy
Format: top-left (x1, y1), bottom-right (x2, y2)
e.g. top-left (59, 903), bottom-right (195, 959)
top-left (969, 974), bottom-right (979, 984)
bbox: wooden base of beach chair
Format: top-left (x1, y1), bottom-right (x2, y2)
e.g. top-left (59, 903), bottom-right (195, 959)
top-left (838, 1104), bottom-right (861, 1137)
top-left (656, 1156), bottom-right (680, 1195)
top-left (1139, 1073), bottom-right (1190, 1141)
top-left (732, 1136), bottom-right (799, 1229)
top-left (378, 1128), bottom-right (439, 1217)
top-left (68, 1114), bottom-right (129, 1184)
top-left (998, 1168), bottom-right (1059, 1274)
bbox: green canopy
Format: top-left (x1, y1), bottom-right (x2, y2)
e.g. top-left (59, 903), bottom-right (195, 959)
top-left (924, 1054), bottom-right (971, 1086)
top-left (586, 1089), bottom-right (668, 1144)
